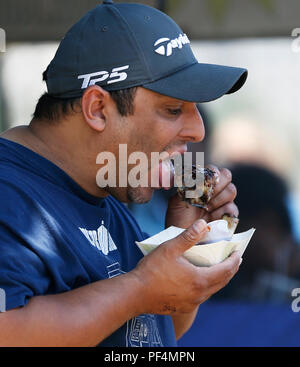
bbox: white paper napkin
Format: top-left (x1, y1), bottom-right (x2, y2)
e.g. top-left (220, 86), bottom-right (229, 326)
top-left (136, 220), bottom-right (255, 267)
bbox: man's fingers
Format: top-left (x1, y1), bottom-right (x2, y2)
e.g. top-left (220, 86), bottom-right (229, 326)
top-left (208, 166), bottom-right (233, 197)
top-left (164, 219), bottom-right (209, 256)
top-left (206, 164), bottom-right (220, 179)
top-left (207, 183), bottom-right (237, 211)
top-left (208, 202), bottom-right (239, 221)
top-left (205, 251), bottom-right (242, 285)
top-left (193, 252), bottom-right (242, 303)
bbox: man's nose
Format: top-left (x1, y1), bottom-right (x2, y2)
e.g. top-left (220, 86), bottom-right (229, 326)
top-left (180, 105), bottom-right (205, 143)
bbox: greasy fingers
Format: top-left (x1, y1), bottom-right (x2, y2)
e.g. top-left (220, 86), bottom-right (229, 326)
top-left (207, 202), bottom-right (239, 221)
top-left (207, 183), bottom-right (237, 212)
top-left (210, 167), bottom-right (233, 197)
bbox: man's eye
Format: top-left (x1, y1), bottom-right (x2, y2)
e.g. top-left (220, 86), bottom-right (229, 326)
top-left (167, 108), bottom-right (182, 116)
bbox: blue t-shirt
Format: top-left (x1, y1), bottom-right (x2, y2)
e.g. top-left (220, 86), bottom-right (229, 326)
top-left (0, 137), bottom-right (177, 347)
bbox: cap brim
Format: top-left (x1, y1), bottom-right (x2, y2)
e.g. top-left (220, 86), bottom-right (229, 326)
top-left (143, 62), bottom-right (248, 103)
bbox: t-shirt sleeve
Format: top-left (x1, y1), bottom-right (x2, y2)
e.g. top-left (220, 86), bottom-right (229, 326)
top-left (0, 223), bottom-right (51, 312)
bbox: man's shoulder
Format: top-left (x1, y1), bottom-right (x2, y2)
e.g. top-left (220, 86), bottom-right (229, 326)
top-left (0, 160), bottom-right (43, 222)
top-left (0, 177), bottom-right (37, 218)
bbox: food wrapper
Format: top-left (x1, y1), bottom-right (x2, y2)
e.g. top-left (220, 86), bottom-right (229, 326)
top-left (136, 219), bottom-right (255, 267)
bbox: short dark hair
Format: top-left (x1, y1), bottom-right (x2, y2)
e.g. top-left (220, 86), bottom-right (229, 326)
top-left (33, 86), bottom-right (138, 122)
top-left (110, 88), bottom-right (137, 116)
top-left (32, 93), bottom-right (81, 122)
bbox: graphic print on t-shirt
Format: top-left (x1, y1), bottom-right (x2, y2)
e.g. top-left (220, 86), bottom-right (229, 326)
top-left (106, 262), bottom-right (163, 347)
top-left (79, 220), bottom-right (117, 255)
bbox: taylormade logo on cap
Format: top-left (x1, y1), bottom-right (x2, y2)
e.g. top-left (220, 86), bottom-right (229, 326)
top-left (154, 33), bottom-right (190, 56)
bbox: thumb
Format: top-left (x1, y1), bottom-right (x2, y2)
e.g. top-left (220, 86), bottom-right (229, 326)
top-left (165, 219), bottom-right (209, 256)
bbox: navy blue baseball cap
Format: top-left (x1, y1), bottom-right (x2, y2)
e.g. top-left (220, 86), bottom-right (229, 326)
top-left (44, 0), bottom-right (248, 103)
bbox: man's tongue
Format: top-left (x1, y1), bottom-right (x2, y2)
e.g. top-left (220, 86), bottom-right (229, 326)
top-left (159, 160), bottom-right (174, 190)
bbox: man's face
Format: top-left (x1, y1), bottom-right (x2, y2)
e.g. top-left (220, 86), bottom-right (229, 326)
top-left (102, 87), bottom-right (205, 204)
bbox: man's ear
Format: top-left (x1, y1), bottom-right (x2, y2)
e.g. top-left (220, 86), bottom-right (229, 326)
top-left (81, 85), bottom-right (110, 132)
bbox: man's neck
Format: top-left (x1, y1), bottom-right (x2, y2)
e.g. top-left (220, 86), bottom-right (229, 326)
top-left (1, 122), bottom-right (109, 198)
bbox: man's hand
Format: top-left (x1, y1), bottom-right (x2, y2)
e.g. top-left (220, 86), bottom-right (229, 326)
top-left (132, 219), bottom-right (241, 316)
top-left (165, 165), bottom-right (238, 229)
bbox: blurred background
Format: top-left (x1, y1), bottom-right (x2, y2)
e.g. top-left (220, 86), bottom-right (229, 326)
top-left (1, 0), bottom-right (300, 347)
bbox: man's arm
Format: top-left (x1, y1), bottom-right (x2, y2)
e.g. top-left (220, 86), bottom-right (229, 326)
top-left (0, 272), bottom-right (144, 347)
top-left (0, 220), bottom-right (241, 347)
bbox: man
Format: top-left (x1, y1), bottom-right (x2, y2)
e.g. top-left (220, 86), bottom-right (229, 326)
top-left (0, 1), bottom-right (247, 346)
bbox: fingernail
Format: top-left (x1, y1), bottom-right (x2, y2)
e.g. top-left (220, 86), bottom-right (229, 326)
top-left (193, 219), bottom-right (207, 234)
top-left (239, 258), bottom-right (243, 266)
